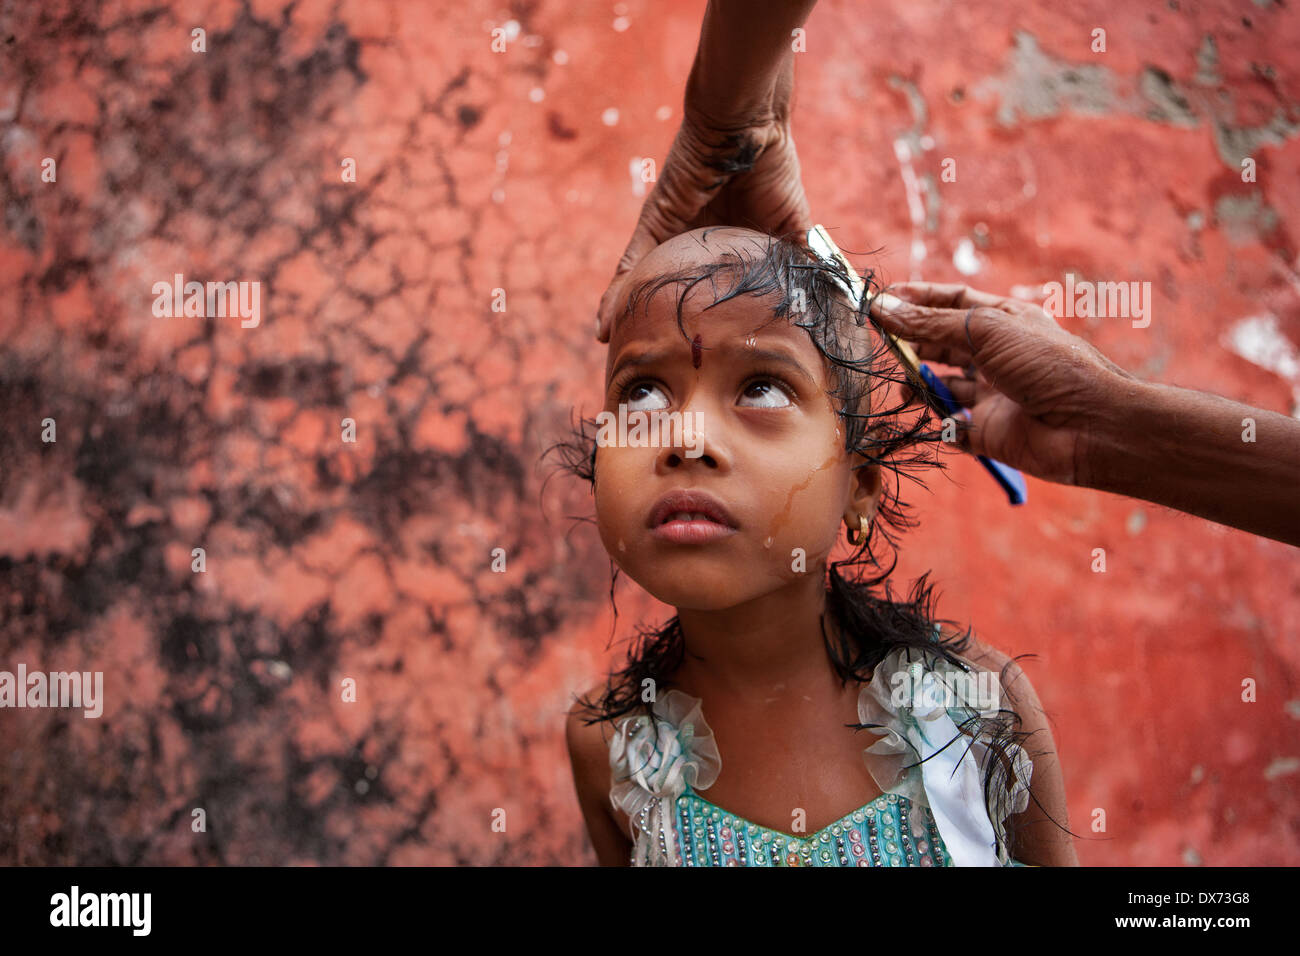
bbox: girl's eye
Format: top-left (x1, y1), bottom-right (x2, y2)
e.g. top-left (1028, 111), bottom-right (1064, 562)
top-left (738, 379), bottom-right (792, 408)
top-left (625, 381), bottom-right (670, 411)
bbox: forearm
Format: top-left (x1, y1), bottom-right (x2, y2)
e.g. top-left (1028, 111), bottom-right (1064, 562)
top-left (1082, 377), bottom-right (1300, 547)
top-left (686, 0), bottom-right (817, 124)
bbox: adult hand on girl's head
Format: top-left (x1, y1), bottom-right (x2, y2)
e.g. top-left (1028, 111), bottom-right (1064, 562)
top-left (871, 282), bottom-right (1140, 487)
top-left (594, 56), bottom-right (812, 343)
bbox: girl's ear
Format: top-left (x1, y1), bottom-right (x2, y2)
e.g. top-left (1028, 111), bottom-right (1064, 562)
top-left (843, 452), bottom-right (883, 529)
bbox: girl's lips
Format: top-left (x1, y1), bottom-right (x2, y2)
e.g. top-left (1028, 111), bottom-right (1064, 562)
top-left (650, 518), bottom-right (738, 545)
top-left (646, 489), bottom-right (738, 530)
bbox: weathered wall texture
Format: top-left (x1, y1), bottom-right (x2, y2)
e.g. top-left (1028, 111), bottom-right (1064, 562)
top-left (0, 0), bottom-right (1296, 865)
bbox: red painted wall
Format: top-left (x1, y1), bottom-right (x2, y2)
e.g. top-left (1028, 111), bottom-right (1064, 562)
top-left (0, 0), bottom-right (1296, 864)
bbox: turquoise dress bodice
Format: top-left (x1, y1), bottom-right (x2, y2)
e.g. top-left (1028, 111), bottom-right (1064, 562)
top-left (672, 787), bottom-right (959, 867)
top-left (607, 636), bottom-right (1034, 868)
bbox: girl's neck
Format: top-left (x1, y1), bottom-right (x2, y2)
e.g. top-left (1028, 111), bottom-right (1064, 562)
top-left (672, 572), bottom-right (842, 706)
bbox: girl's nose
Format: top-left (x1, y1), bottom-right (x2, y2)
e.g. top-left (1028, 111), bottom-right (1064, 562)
top-left (653, 406), bottom-right (729, 473)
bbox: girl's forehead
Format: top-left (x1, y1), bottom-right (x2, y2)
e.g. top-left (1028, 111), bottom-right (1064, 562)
top-left (614, 275), bottom-right (804, 340)
top-left (607, 291), bottom-right (830, 382)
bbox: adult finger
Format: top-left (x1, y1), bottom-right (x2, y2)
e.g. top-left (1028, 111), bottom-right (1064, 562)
top-left (890, 281), bottom-right (1014, 312)
top-left (936, 373), bottom-right (976, 407)
top-left (594, 142), bottom-right (722, 339)
top-left (869, 294), bottom-right (981, 363)
top-left (595, 219), bottom-right (674, 342)
top-left (900, 333), bottom-right (974, 369)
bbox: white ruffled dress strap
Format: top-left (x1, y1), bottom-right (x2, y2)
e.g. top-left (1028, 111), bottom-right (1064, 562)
top-left (857, 643), bottom-right (1032, 866)
top-left (608, 689), bottom-right (722, 866)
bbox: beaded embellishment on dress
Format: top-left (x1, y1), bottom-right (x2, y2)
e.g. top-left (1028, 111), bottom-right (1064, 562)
top-left (673, 789), bottom-right (953, 867)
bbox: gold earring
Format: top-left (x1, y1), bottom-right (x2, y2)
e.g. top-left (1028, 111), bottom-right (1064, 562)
top-left (846, 513), bottom-right (869, 545)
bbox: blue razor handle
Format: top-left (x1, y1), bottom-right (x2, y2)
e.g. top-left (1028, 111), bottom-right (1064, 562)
top-left (918, 364), bottom-right (1028, 506)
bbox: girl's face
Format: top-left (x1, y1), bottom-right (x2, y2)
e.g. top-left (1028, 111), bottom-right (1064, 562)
top-left (595, 229), bottom-right (881, 611)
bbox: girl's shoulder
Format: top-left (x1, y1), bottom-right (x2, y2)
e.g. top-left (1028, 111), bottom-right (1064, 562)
top-left (566, 680), bottom-right (645, 748)
top-left (567, 679), bottom-right (671, 791)
top-left (926, 626), bottom-right (1078, 866)
top-left (935, 626), bottom-right (1031, 702)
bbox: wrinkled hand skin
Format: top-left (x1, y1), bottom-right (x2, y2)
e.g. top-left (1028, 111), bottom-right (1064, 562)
top-left (885, 293), bottom-right (1141, 487)
top-left (0, 1), bottom-right (1297, 868)
top-left (597, 117), bottom-right (811, 342)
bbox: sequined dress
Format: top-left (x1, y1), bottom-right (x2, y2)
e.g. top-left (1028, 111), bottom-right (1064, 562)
top-left (607, 637), bottom-right (1034, 868)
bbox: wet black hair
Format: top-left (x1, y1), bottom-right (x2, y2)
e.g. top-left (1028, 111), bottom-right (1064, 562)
top-left (542, 226), bottom-right (1072, 860)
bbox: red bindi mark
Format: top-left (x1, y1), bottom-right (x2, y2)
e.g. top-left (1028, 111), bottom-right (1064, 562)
top-left (691, 334), bottom-right (703, 369)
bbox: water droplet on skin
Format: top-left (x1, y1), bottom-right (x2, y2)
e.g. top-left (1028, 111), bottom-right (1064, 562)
top-left (618, 539), bottom-right (626, 552)
top-left (764, 537), bottom-right (774, 549)
top-left (745, 335), bottom-right (757, 348)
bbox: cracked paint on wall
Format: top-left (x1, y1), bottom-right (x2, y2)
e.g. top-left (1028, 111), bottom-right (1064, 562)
top-left (0, 1), bottom-right (1298, 866)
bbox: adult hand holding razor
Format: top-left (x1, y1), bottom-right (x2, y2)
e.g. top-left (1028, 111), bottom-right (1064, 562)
top-left (872, 282), bottom-right (1300, 549)
top-left (594, 0), bottom-right (817, 343)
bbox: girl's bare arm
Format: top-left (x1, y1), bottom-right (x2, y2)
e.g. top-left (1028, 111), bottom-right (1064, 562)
top-left (566, 695), bottom-right (633, 866)
top-left (964, 639), bottom-right (1080, 867)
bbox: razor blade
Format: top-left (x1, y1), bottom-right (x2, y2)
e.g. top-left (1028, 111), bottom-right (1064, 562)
top-left (806, 225), bottom-right (1027, 506)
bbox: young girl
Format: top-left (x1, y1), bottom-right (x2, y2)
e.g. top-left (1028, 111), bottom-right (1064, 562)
top-left (555, 225), bottom-right (1076, 867)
